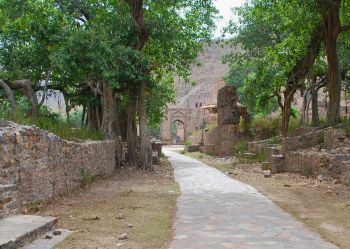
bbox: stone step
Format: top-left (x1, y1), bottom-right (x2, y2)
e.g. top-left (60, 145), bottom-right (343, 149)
top-left (0, 215), bottom-right (58, 249)
top-left (23, 229), bottom-right (73, 249)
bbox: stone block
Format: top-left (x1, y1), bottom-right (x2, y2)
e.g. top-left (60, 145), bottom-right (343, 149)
top-left (186, 144), bottom-right (200, 152)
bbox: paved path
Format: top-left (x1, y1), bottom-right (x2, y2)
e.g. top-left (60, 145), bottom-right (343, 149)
top-left (164, 146), bottom-right (338, 249)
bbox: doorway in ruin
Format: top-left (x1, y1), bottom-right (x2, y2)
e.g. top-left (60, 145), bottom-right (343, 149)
top-left (171, 119), bottom-right (185, 144)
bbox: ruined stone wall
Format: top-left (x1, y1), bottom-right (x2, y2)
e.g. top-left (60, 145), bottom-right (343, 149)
top-left (0, 121), bottom-right (116, 216)
top-left (282, 128), bottom-right (325, 153)
top-left (248, 128), bottom-right (350, 185)
top-left (201, 128), bottom-right (218, 154)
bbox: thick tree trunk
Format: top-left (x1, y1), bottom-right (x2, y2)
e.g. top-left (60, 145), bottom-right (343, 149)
top-left (86, 104), bottom-right (100, 130)
top-left (124, 0), bottom-right (152, 170)
top-left (10, 80), bottom-right (38, 117)
top-left (138, 80), bottom-right (153, 170)
top-left (0, 80), bottom-right (17, 116)
top-left (324, 38), bottom-right (341, 124)
top-left (100, 81), bottom-right (118, 139)
top-left (310, 78), bottom-right (319, 127)
top-left (322, 0), bottom-right (341, 124)
top-left (126, 90), bottom-right (138, 164)
top-left (282, 88), bottom-right (296, 137)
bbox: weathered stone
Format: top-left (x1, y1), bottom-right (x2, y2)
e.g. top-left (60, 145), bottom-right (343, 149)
top-left (0, 121), bottom-right (116, 218)
top-left (118, 233), bottom-right (128, 240)
top-left (116, 213), bottom-right (125, 220)
top-left (53, 230), bottom-right (62, 236)
top-left (186, 144), bottom-right (200, 152)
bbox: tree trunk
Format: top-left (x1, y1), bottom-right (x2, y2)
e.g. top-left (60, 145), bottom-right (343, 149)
top-left (81, 105), bottom-right (86, 126)
top-left (300, 91), bottom-right (308, 125)
top-left (126, 90), bottom-right (138, 164)
top-left (0, 80), bottom-right (17, 116)
top-left (310, 78), bottom-right (319, 126)
top-left (87, 103), bottom-right (103, 131)
top-left (100, 80), bottom-right (118, 139)
top-left (10, 80), bottom-right (38, 117)
top-left (138, 80), bottom-right (153, 170)
top-left (124, 0), bottom-right (152, 170)
top-left (282, 88), bottom-right (296, 137)
top-left (322, 0), bottom-right (341, 124)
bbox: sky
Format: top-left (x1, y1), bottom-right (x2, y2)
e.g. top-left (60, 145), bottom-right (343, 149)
top-left (213, 0), bottom-right (246, 37)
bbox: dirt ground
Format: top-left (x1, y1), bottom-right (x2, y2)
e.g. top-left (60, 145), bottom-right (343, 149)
top-left (31, 159), bottom-right (179, 249)
top-left (187, 151), bottom-right (350, 249)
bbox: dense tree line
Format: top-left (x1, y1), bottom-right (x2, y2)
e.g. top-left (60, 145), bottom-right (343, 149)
top-left (0, 0), bottom-right (217, 170)
top-left (225, 0), bottom-right (350, 136)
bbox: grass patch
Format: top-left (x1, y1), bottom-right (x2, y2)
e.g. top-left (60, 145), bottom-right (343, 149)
top-left (237, 151), bottom-right (268, 164)
top-left (80, 170), bottom-right (94, 188)
top-left (183, 140), bottom-right (192, 146)
top-left (302, 165), bottom-right (313, 178)
top-left (266, 136), bottom-right (282, 145)
top-left (234, 139), bottom-right (248, 156)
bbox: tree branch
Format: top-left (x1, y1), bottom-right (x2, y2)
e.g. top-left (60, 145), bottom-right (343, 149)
top-left (341, 25), bottom-right (350, 32)
top-left (0, 79), bottom-right (17, 115)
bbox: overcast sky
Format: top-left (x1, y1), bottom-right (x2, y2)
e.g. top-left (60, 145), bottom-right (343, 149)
top-left (213, 0), bottom-right (246, 37)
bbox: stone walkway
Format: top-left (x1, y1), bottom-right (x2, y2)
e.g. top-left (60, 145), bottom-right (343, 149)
top-left (164, 146), bottom-right (339, 249)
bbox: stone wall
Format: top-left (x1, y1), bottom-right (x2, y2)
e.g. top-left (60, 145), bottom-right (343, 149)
top-left (0, 121), bottom-right (116, 217)
top-left (282, 127), bottom-right (326, 153)
top-left (248, 128), bottom-right (350, 185)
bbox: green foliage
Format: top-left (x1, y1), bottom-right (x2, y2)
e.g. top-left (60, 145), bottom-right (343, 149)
top-left (183, 141), bottom-right (192, 146)
top-left (180, 149), bottom-right (186, 154)
top-left (302, 165), bottom-right (313, 178)
top-left (266, 136), bottom-right (282, 145)
top-left (81, 170), bottom-right (94, 188)
top-left (234, 139), bottom-right (248, 156)
top-left (0, 98), bottom-right (102, 140)
top-left (255, 151), bottom-right (268, 163)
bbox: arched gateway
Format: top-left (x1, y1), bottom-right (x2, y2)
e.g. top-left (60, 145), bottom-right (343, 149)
top-left (160, 107), bottom-right (195, 144)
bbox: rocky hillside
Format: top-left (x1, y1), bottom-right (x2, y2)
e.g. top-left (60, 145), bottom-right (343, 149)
top-left (175, 42), bottom-right (231, 107)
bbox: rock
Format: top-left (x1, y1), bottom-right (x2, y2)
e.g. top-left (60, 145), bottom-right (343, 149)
top-left (317, 174), bottom-right (326, 182)
top-left (116, 243), bottom-right (123, 247)
top-left (118, 233), bottom-right (128, 240)
top-left (283, 184), bottom-right (291, 187)
top-left (127, 224), bottom-right (133, 228)
top-left (116, 213), bottom-right (125, 219)
top-left (263, 170), bottom-right (271, 178)
top-left (45, 235), bottom-right (52, 239)
top-left (333, 179), bottom-right (341, 184)
top-left (53, 230), bottom-right (62, 236)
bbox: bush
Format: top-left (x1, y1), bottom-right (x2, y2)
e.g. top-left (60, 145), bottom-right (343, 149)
top-left (81, 170), bottom-right (94, 188)
top-left (303, 165), bottom-right (313, 178)
top-left (234, 139), bottom-right (248, 156)
top-left (180, 149), bottom-right (186, 154)
top-left (183, 140), bottom-right (192, 146)
top-left (0, 99), bottom-right (103, 141)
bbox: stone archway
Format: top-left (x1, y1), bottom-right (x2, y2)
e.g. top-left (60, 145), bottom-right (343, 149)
top-left (161, 108), bottom-right (192, 144)
top-left (171, 119), bottom-right (185, 144)
top-left (170, 111), bottom-right (186, 144)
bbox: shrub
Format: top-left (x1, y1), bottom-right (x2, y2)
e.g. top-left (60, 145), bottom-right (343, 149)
top-left (266, 136), bottom-right (282, 145)
top-left (81, 170), bottom-right (94, 188)
top-left (183, 140), bottom-right (192, 146)
top-left (234, 139), bottom-right (248, 156)
top-left (180, 149), bottom-right (186, 154)
top-left (1, 100), bottom-right (103, 140)
top-left (256, 151), bottom-right (268, 163)
top-left (302, 165), bottom-right (313, 178)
